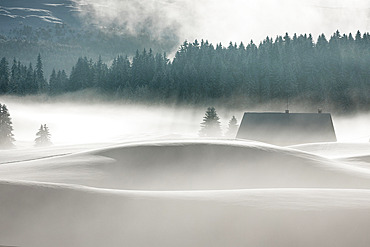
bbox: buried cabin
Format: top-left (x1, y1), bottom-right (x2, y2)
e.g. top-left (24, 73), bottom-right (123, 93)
top-left (236, 110), bottom-right (337, 146)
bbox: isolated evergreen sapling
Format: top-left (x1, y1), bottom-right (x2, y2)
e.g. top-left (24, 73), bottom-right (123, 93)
top-left (0, 103), bottom-right (15, 148)
top-left (35, 124), bottom-right (52, 147)
top-left (199, 107), bottom-right (222, 137)
top-left (226, 116), bottom-right (238, 138)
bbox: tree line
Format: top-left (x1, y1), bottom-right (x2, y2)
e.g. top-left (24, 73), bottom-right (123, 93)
top-left (0, 30), bottom-right (369, 112)
top-left (0, 24), bottom-right (177, 79)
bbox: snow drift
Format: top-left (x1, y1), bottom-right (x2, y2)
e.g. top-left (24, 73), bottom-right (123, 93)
top-left (1, 140), bottom-right (370, 190)
top-left (1, 139), bottom-right (370, 247)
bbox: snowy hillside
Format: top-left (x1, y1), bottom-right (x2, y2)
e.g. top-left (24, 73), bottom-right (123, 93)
top-left (1, 139), bottom-right (370, 246)
top-left (0, 0), bottom-right (81, 31)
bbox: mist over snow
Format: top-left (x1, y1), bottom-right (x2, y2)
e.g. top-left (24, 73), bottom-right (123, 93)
top-left (71, 0), bottom-right (370, 45)
top-left (0, 96), bottom-right (242, 145)
top-left (2, 126), bottom-right (370, 246)
top-left (333, 114), bottom-right (370, 142)
top-left (3, 101), bottom-right (199, 145)
top-left (1, 96), bottom-right (370, 146)
top-left (1, 1), bottom-right (370, 246)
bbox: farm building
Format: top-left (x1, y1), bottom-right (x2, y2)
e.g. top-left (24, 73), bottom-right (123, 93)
top-left (236, 111), bottom-right (337, 146)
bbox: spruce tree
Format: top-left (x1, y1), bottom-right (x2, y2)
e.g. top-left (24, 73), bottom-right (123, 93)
top-left (0, 103), bottom-right (15, 148)
top-left (35, 124), bottom-right (52, 147)
top-left (36, 53), bottom-right (47, 93)
top-left (68, 57), bottom-right (92, 91)
top-left (226, 116), bottom-right (238, 138)
top-left (9, 58), bottom-right (18, 94)
top-left (25, 63), bottom-right (38, 94)
top-left (49, 69), bottom-right (57, 95)
top-left (0, 57), bottom-right (9, 94)
top-left (199, 107), bottom-right (222, 137)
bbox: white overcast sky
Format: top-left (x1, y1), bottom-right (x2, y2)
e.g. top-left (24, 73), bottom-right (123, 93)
top-left (73, 0), bottom-right (370, 44)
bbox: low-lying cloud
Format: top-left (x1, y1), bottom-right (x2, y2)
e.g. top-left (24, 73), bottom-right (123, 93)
top-left (71, 0), bottom-right (370, 46)
top-left (1, 95), bottom-right (370, 146)
top-left (72, 0), bottom-right (185, 40)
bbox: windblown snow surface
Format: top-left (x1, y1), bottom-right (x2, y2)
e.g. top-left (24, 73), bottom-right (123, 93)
top-left (1, 139), bottom-right (370, 247)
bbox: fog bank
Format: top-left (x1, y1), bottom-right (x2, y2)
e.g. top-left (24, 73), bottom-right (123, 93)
top-left (1, 96), bottom-right (369, 146)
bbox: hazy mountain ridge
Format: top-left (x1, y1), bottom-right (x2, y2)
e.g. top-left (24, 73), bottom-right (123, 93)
top-left (0, 0), bottom-right (179, 77)
top-left (0, 0), bottom-right (81, 31)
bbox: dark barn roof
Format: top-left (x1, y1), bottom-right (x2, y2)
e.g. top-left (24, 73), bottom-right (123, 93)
top-left (236, 112), bottom-right (337, 146)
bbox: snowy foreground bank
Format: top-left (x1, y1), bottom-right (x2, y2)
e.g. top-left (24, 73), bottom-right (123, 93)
top-left (1, 139), bottom-right (370, 247)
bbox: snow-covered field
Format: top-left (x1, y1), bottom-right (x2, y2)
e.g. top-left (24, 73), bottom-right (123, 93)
top-left (1, 139), bottom-right (370, 247)
top-left (1, 98), bottom-right (370, 247)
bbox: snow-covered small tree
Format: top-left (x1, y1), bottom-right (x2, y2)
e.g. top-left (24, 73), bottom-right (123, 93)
top-left (226, 115), bottom-right (239, 138)
top-left (0, 103), bottom-right (15, 148)
top-left (199, 107), bottom-right (222, 137)
top-left (35, 124), bottom-right (52, 147)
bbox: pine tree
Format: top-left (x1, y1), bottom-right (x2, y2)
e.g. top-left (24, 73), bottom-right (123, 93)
top-left (108, 55), bottom-right (130, 92)
top-left (199, 107), bottom-right (222, 137)
top-left (226, 116), bottom-right (238, 138)
top-left (131, 49), bottom-right (142, 88)
top-left (9, 58), bottom-right (19, 94)
top-left (26, 63), bottom-right (38, 94)
top-left (0, 57), bottom-right (9, 94)
top-left (36, 53), bottom-right (47, 93)
top-left (68, 57), bottom-right (92, 91)
top-left (93, 55), bottom-right (108, 89)
top-left (56, 70), bottom-right (68, 93)
top-left (35, 124), bottom-right (52, 147)
top-left (49, 69), bottom-right (57, 95)
top-left (0, 103), bottom-right (15, 148)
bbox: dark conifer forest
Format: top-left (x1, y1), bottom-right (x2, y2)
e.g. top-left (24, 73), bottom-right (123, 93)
top-left (0, 30), bottom-right (369, 112)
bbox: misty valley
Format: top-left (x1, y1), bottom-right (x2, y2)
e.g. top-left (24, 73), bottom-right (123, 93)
top-left (1, 0), bottom-right (370, 246)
